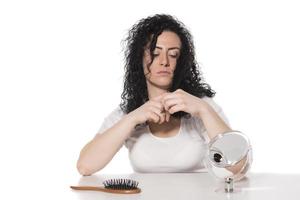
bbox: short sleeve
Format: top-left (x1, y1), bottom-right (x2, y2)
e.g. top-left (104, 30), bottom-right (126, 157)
top-left (193, 97), bottom-right (231, 142)
top-left (202, 96), bottom-right (230, 126)
top-left (96, 107), bottom-right (125, 136)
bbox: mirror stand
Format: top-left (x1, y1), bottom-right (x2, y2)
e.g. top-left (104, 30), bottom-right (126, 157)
top-left (225, 177), bottom-right (234, 193)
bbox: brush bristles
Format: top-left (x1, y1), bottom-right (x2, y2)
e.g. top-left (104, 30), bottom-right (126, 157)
top-left (103, 179), bottom-right (139, 190)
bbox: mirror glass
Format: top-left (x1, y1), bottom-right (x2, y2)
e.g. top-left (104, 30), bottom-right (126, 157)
top-left (205, 131), bottom-right (252, 192)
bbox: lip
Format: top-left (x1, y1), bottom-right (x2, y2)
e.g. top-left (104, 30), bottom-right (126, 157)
top-left (157, 71), bottom-right (171, 75)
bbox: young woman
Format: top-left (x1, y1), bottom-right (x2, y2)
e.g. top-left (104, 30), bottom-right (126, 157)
top-left (76, 14), bottom-right (238, 176)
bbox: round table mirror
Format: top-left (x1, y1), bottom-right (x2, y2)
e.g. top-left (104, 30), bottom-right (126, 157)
top-left (205, 131), bottom-right (252, 193)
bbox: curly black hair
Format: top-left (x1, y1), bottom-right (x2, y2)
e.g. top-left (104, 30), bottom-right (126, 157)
top-left (120, 14), bottom-right (215, 118)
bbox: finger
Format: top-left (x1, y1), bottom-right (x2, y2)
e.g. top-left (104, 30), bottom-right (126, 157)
top-left (164, 98), bottom-right (182, 111)
top-left (150, 106), bottom-right (164, 117)
top-left (159, 112), bottom-right (166, 124)
top-left (162, 94), bottom-right (181, 108)
top-left (148, 112), bottom-right (160, 123)
top-left (165, 111), bottom-right (170, 122)
top-left (150, 101), bottom-right (164, 112)
top-left (153, 109), bottom-right (167, 124)
top-left (150, 107), bottom-right (165, 123)
top-left (168, 104), bottom-right (185, 114)
top-left (162, 93), bottom-right (179, 102)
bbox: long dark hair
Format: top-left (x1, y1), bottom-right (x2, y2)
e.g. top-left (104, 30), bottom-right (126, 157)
top-left (120, 14), bottom-right (215, 118)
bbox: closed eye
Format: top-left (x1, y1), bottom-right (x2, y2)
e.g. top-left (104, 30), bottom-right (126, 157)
top-left (169, 54), bottom-right (178, 58)
top-left (152, 53), bottom-right (178, 58)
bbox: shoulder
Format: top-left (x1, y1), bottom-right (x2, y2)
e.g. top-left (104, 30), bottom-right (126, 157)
top-left (201, 96), bottom-right (223, 113)
top-left (107, 106), bottom-right (125, 117)
top-left (103, 106), bottom-right (125, 122)
top-left (184, 95), bottom-right (229, 127)
top-left (200, 96), bottom-right (230, 126)
top-left (96, 106), bottom-right (126, 134)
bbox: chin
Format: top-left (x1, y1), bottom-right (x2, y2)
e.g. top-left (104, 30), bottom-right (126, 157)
top-left (153, 81), bottom-right (172, 89)
top-left (156, 77), bottom-right (172, 84)
top-left (147, 78), bottom-right (173, 89)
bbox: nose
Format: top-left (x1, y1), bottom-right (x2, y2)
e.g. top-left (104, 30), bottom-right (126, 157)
top-left (159, 53), bottom-right (170, 67)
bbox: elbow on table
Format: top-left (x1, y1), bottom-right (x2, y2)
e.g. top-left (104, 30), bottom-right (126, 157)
top-left (77, 162), bottom-right (103, 176)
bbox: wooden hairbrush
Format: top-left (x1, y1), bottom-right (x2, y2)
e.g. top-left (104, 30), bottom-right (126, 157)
top-left (70, 178), bottom-right (141, 194)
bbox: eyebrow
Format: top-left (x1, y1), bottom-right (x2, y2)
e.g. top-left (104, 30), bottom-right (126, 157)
top-left (155, 46), bottom-right (180, 50)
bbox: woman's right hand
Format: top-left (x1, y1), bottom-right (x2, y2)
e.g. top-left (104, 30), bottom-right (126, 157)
top-left (128, 95), bottom-right (170, 126)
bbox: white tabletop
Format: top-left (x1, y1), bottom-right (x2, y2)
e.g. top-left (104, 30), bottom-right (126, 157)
top-left (68, 172), bottom-right (300, 200)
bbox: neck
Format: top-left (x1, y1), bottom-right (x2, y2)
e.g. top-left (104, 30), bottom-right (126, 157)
top-left (147, 82), bottom-right (168, 99)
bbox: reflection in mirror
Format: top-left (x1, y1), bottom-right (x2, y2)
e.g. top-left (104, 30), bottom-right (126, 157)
top-left (205, 131), bottom-right (252, 193)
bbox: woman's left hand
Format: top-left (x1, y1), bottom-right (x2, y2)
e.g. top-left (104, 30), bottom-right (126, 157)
top-left (162, 89), bottom-right (209, 117)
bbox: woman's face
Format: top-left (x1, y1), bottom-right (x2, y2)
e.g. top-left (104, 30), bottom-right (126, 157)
top-left (143, 31), bottom-right (181, 90)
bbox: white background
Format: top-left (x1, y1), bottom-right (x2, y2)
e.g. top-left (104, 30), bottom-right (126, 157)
top-left (1, 0), bottom-right (300, 199)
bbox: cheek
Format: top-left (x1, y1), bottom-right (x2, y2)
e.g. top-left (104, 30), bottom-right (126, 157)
top-left (143, 52), bottom-right (153, 66)
top-left (170, 60), bottom-right (177, 71)
top-left (143, 57), bottom-right (150, 72)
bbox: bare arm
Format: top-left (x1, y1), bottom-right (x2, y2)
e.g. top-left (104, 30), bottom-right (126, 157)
top-left (196, 103), bottom-right (248, 174)
top-left (160, 90), bottom-right (250, 175)
top-left (77, 115), bottom-right (136, 176)
top-left (196, 103), bottom-right (232, 140)
top-left (77, 95), bottom-right (166, 176)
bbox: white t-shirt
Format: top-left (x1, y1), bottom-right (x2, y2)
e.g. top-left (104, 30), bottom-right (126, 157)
top-left (96, 97), bottom-right (230, 173)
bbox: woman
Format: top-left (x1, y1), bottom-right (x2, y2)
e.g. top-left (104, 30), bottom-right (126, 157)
top-left (77, 14), bottom-right (237, 175)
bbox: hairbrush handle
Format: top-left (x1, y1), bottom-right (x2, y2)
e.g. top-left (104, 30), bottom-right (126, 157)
top-left (70, 186), bottom-right (141, 194)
